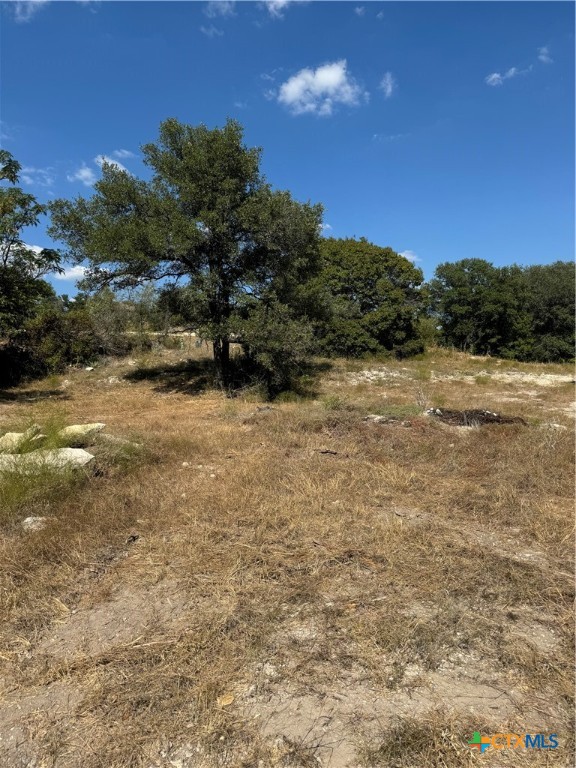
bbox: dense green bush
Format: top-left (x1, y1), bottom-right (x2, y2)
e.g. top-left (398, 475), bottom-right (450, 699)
top-left (0, 299), bottom-right (135, 387)
top-left (429, 259), bottom-right (574, 362)
top-left (23, 308), bottom-right (104, 370)
top-left (312, 238), bottom-right (426, 358)
top-left (236, 299), bottom-right (315, 397)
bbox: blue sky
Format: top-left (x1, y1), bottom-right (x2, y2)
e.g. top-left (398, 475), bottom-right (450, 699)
top-left (1, 0), bottom-right (574, 294)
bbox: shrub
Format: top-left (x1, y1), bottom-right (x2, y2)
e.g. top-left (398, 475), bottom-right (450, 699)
top-left (1, 305), bottom-right (133, 386)
top-left (236, 300), bottom-right (315, 398)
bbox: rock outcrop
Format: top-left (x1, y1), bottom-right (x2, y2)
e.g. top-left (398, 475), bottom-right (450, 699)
top-left (0, 448), bottom-right (94, 474)
top-left (0, 424), bottom-right (42, 453)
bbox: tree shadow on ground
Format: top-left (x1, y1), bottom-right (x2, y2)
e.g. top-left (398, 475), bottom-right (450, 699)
top-left (0, 389), bottom-right (71, 403)
top-left (124, 359), bottom-right (217, 395)
top-left (124, 357), bottom-right (335, 399)
top-left (286, 360), bottom-right (334, 399)
top-left (299, 360), bottom-right (334, 377)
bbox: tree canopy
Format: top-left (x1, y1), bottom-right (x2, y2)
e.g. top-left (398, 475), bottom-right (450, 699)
top-left (313, 237), bottom-right (425, 357)
top-left (0, 150), bottom-right (61, 336)
top-left (49, 118), bottom-right (323, 387)
top-left (428, 258), bottom-right (574, 361)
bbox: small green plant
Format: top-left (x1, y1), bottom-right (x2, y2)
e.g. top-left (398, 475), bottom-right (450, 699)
top-left (274, 390), bottom-right (306, 403)
top-left (475, 375), bottom-right (490, 386)
top-left (0, 462), bottom-right (83, 527)
top-left (321, 394), bottom-right (348, 411)
top-left (159, 334), bottom-right (182, 351)
top-left (413, 367), bottom-right (432, 382)
top-left (414, 386), bottom-right (429, 409)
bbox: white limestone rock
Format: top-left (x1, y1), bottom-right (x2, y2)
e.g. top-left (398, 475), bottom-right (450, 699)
top-left (96, 433), bottom-right (142, 449)
top-left (539, 422), bottom-right (568, 431)
top-left (0, 448), bottom-right (94, 474)
top-left (22, 516), bottom-right (50, 531)
top-left (0, 424), bottom-right (42, 453)
top-left (58, 423), bottom-right (106, 444)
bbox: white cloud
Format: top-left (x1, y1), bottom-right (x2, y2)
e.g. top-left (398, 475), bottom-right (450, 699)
top-left (10, 0), bottom-right (98, 22)
top-left (372, 131), bottom-right (410, 143)
top-left (68, 154), bottom-right (130, 187)
top-left (94, 154), bottom-right (128, 172)
top-left (263, 1), bottom-right (305, 19)
top-left (485, 72), bottom-right (503, 87)
top-left (277, 59), bottom-right (368, 116)
top-left (399, 250), bottom-right (420, 263)
top-left (376, 11), bottom-right (384, 20)
top-left (112, 148), bottom-right (135, 159)
top-left (67, 165), bottom-right (96, 186)
top-left (25, 244), bottom-right (44, 255)
top-left (485, 64), bottom-right (532, 86)
top-left (54, 265), bottom-right (88, 281)
top-left (200, 24), bottom-right (224, 38)
top-left (379, 71), bottom-right (396, 99)
top-left (260, 67), bottom-right (283, 83)
top-left (233, 101), bottom-right (248, 109)
top-left (538, 46), bottom-right (553, 64)
top-left (354, 6), bottom-right (365, 17)
top-left (12, 0), bottom-right (49, 22)
top-left (21, 166), bottom-right (55, 187)
top-left (321, 223), bottom-right (332, 231)
top-left (204, 1), bottom-right (235, 17)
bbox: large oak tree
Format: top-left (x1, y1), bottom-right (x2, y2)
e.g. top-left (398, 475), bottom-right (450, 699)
top-left (49, 119), bottom-right (323, 386)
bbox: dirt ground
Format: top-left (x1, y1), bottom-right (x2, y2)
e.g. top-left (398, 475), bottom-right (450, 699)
top-left (0, 347), bottom-right (573, 767)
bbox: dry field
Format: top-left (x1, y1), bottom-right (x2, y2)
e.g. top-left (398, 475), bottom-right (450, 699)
top-left (0, 347), bottom-right (574, 768)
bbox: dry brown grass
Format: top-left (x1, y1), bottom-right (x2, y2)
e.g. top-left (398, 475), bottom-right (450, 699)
top-left (0, 347), bottom-right (573, 767)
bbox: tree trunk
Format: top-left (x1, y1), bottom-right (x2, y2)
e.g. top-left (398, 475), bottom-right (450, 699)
top-left (213, 336), bottom-right (231, 389)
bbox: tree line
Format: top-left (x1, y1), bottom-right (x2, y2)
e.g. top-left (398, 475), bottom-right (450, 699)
top-left (1, 120), bottom-right (573, 392)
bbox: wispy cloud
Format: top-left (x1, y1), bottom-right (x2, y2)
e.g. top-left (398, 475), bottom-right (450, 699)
top-left (260, 68), bottom-right (283, 83)
top-left (11, 0), bottom-right (50, 22)
top-left (277, 59), bottom-right (368, 116)
top-left (485, 65), bottom-right (532, 87)
top-left (10, 0), bottom-right (96, 23)
top-left (204, 1), bottom-right (235, 17)
top-left (200, 24), bottom-right (224, 38)
top-left (485, 44), bottom-right (553, 87)
top-left (376, 11), bottom-right (384, 20)
top-left (112, 148), bottom-right (135, 159)
top-left (538, 46), bottom-right (553, 64)
top-left (485, 72), bottom-right (504, 87)
top-left (67, 165), bottom-right (96, 187)
top-left (233, 101), bottom-right (248, 109)
top-left (263, 1), bottom-right (306, 19)
top-left (54, 265), bottom-right (88, 281)
top-left (354, 6), bottom-right (365, 17)
top-left (379, 71), bottom-right (396, 99)
top-left (21, 166), bottom-right (55, 187)
top-left (372, 131), bottom-right (410, 143)
top-left (94, 154), bottom-right (128, 172)
top-left (321, 223), bottom-right (333, 232)
top-left (399, 250), bottom-right (420, 263)
top-left (25, 244), bottom-right (44, 256)
top-left (0, 120), bottom-right (12, 143)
